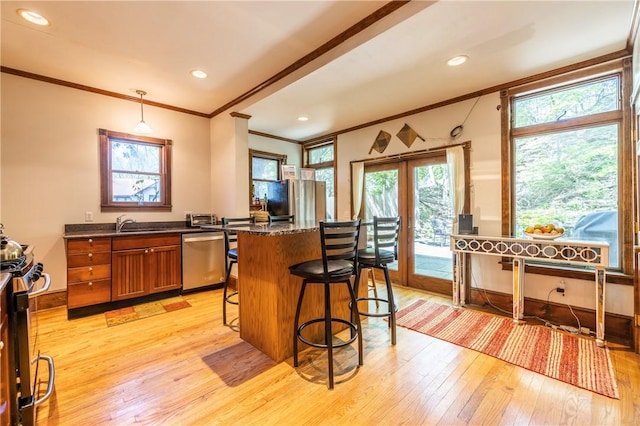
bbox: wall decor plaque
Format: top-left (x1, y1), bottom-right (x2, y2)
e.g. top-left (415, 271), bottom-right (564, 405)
top-left (369, 130), bottom-right (391, 154)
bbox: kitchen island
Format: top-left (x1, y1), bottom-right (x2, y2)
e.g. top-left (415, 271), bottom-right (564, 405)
top-left (203, 221), bottom-right (366, 363)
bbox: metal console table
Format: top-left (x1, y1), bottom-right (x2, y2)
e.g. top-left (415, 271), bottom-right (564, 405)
top-left (450, 234), bottom-right (609, 346)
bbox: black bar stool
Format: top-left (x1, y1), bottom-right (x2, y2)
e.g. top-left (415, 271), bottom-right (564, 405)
top-left (354, 216), bottom-right (401, 345)
top-left (289, 219), bottom-right (363, 389)
top-left (221, 216), bottom-right (255, 326)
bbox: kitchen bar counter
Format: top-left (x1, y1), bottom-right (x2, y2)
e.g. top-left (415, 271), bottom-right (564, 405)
top-left (203, 221), bottom-right (365, 362)
top-left (201, 220), bottom-right (320, 236)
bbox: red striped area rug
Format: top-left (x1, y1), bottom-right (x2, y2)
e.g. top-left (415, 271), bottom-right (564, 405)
top-left (396, 299), bottom-right (619, 399)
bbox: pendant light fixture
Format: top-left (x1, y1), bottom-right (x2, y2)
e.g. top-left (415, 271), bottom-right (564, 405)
top-left (134, 90), bottom-right (152, 134)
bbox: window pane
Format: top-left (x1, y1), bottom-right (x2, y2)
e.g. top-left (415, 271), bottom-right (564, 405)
top-left (253, 181), bottom-right (269, 202)
top-left (514, 76), bottom-right (620, 128)
top-left (112, 173), bottom-right (161, 203)
top-left (514, 124), bottom-right (619, 267)
top-left (315, 167), bottom-right (334, 219)
top-left (364, 170), bottom-right (398, 220)
top-left (111, 140), bottom-right (160, 173)
top-left (252, 157), bottom-right (278, 180)
top-left (309, 145), bottom-right (333, 164)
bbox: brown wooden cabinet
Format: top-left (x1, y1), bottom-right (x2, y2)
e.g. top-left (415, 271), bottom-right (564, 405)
top-left (111, 234), bottom-right (181, 301)
top-left (66, 238), bottom-right (112, 308)
top-left (0, 285), bottom-right (10, 425)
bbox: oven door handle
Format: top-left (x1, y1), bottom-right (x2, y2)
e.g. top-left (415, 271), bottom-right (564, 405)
top-left (33, 354), bottom-right (55, 406)
top-left (29, 272), bottom-right (51, 298)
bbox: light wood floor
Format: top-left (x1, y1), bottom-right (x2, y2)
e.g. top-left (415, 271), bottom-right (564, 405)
top-left (33, 285), bottom-right (640, 425)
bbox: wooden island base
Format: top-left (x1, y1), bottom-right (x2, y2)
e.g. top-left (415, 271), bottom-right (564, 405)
top-left (238, 230), bottom-right (364, 363)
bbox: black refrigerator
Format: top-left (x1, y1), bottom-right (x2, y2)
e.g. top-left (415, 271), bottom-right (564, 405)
top-left (267, 179), bottom-right (326, 223)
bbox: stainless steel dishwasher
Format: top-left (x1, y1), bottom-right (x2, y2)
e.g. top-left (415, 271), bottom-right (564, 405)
top-left (181, 232), bottom-right (226, 292)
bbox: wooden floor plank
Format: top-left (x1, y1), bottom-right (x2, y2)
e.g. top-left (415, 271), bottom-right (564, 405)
top-left (31, 285), bottom-right (640, 425)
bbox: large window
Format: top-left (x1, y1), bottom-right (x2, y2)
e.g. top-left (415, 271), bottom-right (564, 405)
top-left (304, 140), bottom-right (335, 219)
top-left (504, 60), bottom-right (631, 277)
top-left (250, 150), bottom-right (286, 204)
top-left (99, 129), bottom-right (172, 212)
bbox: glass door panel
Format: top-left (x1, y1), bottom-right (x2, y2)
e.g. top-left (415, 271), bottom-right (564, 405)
top-left (363, 163), bottom-right (405, 283)
top-left (408, 157), bottom-right (453, 293)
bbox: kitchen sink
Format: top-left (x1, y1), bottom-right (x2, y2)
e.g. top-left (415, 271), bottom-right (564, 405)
top-left (118, 227), bottom-right (171, 233)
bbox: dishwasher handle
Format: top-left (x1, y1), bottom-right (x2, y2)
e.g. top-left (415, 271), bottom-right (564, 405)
top-left (183, 234), bottom-right (224, 243)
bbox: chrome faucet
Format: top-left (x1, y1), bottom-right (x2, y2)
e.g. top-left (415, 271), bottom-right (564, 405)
top-left (116, 214), bottom-right (136, 232)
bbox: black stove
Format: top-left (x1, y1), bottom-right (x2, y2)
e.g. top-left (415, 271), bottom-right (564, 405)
top-left (1, 255), bottom-right (28, 273)
top-left (2, 245), bottom-right (54, 425)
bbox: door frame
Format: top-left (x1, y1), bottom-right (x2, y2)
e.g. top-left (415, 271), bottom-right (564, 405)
top-left (356, 141), bottom-right (471, 294)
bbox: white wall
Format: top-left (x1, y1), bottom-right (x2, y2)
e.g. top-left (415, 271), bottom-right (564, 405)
top-left (1, 74), bottom-right (211, 292)
top-left (335, 93), bottom-right (633, 316)
top-left (248, 133), bottom-right (302, 169)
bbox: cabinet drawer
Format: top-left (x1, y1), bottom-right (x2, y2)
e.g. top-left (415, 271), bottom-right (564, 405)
top-left (67, 252), bottom-right (111, 268)
top-left (67, 279), bottom-right (111, 308)
top-left (112, 234), bottom-right (181, 250)
top-left (67, 238), bottom-right (111, 254)
top-left (67, 264), bottom-right (111, 282)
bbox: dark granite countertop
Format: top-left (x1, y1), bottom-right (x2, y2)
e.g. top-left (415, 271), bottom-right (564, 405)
top-left (63, 221), bottom-right (210, 239)
top-left (201, 221), bottom-right (322, 236)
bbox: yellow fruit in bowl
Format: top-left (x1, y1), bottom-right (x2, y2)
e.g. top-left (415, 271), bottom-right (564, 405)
top-left (525, 223), bottom-right (564, 236)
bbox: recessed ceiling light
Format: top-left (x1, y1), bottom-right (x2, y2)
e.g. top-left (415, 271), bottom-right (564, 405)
top-left (297, 116), bottom-right (309, 121)
top-left (447, 55), bottom-right (468, 66)
top-left (190, 69), bottom-right (207, 79)
top-left (17, 9), bottom-right (49, 26)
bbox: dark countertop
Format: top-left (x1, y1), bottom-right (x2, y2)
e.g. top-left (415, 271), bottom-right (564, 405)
top-left (63, 221), bottom-right (210, 239)
top-left (201, 221), bottom-right (321, 236)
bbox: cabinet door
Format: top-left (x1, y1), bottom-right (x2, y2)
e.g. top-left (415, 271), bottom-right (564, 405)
top-left (112, 249), bottom-right (147, 300)
top-left (148, 245), bottom-right (182, 293)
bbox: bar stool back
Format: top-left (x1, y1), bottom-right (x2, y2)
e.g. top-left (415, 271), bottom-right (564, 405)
top-left (289, 219), bottom-right (363, 389)
top-left (221, 216), bottom-right (256, 326)
top-left (354, 216), bottom-right (401, 344)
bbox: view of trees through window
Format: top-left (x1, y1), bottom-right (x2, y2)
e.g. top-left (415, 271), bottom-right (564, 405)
top-left (513, 75), bottom-right (620, 268)
top-left (252, 156), bottom-right (279, 202)
top-left (111, 140), bottom-right (161, 203)
top-left (306, 143), bottom-right (335, 219)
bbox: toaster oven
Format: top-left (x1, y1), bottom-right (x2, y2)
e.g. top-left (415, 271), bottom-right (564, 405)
top-left (188, 213), bottom-right (217, 227)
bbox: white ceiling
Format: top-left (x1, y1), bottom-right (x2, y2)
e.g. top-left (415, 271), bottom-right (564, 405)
top-left (1, 1), bottom-right (635, 141)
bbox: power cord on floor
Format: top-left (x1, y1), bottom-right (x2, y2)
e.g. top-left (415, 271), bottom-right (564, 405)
top-left (471, 273), bottom-right (590, 336)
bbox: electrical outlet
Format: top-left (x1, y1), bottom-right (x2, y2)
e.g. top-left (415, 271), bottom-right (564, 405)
top-left (85, 211), bottom-right (94, 222)
top-left (556, 279), bottom-right (566, 296)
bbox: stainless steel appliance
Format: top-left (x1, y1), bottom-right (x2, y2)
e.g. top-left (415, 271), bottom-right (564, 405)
top-left (2, 245), bottom-right (54, 426)
top-left (187, 213), bottom-right (217, 228)
top-left (182, 231), bottom-right (226, 292)
top-left (267, 179), bottom-right (326, 223)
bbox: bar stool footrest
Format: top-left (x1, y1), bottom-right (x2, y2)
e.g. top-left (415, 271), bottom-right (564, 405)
top-left (225, 291), bottom-right (238, 305)
top-left (354, 297), bottom-right (397, 318)
top-left (297, 318), bottom-right (358, 349)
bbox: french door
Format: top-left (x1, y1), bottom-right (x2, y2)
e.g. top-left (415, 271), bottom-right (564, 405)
top-left (363, 154), bottom-right (454, 294)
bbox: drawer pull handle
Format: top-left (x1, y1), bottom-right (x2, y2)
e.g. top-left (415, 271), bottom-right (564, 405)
top-left (88, 267), bottom-right (93, 272)
top-left (88, 253), bottom-right (93, 258)
top-left (145, 249), bottom-right (149, 254)
top-left (0, 341), bottom-right (4, 351)
top-left (88, 282), bottom-right (93, 286)
top-left (89, 239), bottom-right (93, 244)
